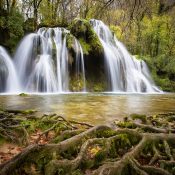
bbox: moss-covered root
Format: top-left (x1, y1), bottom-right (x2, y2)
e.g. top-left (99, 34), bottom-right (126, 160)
top-left (1, 115), bottom-right (175, 175)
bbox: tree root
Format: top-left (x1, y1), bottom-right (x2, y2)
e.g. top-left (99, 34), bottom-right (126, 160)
top-left (1, 112), bottom-right (175, 175)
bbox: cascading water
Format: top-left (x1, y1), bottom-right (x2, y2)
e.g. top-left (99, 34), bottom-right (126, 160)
top-left (0, 46), bottom-right (20, 93)
top-left (0, 19), bottom-right (161, 93)
top-left (13, 27), bottom-right (86, 93)
top-left (90, 19), bottom-right (161, 93)
top-left (74, 38), bottom-right (86, 91)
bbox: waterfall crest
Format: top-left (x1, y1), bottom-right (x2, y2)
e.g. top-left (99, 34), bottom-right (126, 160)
top-left (90, 19), bottom-right (161, 93)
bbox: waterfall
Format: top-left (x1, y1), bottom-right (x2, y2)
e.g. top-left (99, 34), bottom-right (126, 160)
top-left (0, 46), bottom-right (20, 92)
top-left (90, 19), bottom-right (161, 93)
top-left (0, 20), bottom-right (161, 93)
top-left (14, 33), bottom-right (39, 89)
top-left (12, 27), bottom-right (87, 93)
top-left (26, 54), bottom-right (57, 92)
top-left (74, 38), bottom-right (86, 91)
top-left (14, 28), bottom-right (67, 92)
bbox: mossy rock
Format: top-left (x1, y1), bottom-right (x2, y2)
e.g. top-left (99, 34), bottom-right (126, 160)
top-left (19, 93), bottom-right (28, 97)
top-left (130, 114), bottom-right (147, 124)
top-left (66, 33), bottom-right (76, 65)
top-left (93, 83), bottom-right (106, 92)
top-left (69, 75), bottom-right (86, 92)
top-left (69, 19), bottom-right (103, 55)
top-left (116, 121), bottom-right (136, 129)
top-left (66, 33), bottom-right (75, 50)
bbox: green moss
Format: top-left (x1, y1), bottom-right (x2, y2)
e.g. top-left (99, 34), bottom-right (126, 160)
top-left (81, 160), bottom-right (94, 169)
top-left (71, 170), bottom-right (83, 175)
top-left (96, 129), bottom-right (117, 138)
top-left (93, 83), bottom-right (106, 92)
top-left (94, 150), bottom-right (106, 165)
top-left (21, 109), bottom-right (37, 115)
top-left (130, 114), bottom-right (147, 123)
top-left (79, 38), bottom-right (91, 55)
top-left (60, 146), bottom-right (79, 159)
top-left (0, 136), bottom-right (5, 145)
top-left (66, 33), bottom-right (75, 50)
top-left (117, 134), bottom-right (131, 148)
top-left (69, 75), bottom-right (86, 92)
top-left (86, 78), bottom-right (107, 92)
top-left (53, 130), bottom-right (83, 143)
top-left (69, 19), bottom-right (103, 55)
top-left (21, 117), bottom-right (62, 134)
top-left (117, 121), bottom-right (136, 129)
top-left (19, 93), bottom-right (28, 97)
top-left (109, 140), bottom-right (118, 158)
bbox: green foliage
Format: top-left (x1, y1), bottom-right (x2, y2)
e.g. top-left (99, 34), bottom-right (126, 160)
top-left (0, 9), bottom-right (24, 52)
top-left (0, 16), bottom-right (6, 28)
top-left (0, 0), bottom-right (175, 91)
top-left (118, 13), bottom-right (175, 91)
top-left (66, 33), bottom-right (75, 50)
top-left (7, 11), bottom-right (24, 37)
top-left (79, 38), bottom-right (91, 55)
top-left (24, 18), bottom-right (35, 33)
top-left (110, 25), bottom-right (122, 40)
top-left (142, 55), bottom-right (175, 91)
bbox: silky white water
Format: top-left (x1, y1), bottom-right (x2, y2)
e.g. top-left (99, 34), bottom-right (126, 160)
top-left (90, 19), bottom-right (161, 93)
top-left (13, 27), bottom-right (86, 93)
top-left (0, 46), bottom-right (20, 92)
top-left (75, 39), bottom-right (86, 92)
top-left (0, 19), bottom-right (161, 93)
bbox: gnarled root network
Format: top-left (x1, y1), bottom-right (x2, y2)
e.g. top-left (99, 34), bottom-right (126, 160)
top-left (0, 112), bottom-right (175, 175)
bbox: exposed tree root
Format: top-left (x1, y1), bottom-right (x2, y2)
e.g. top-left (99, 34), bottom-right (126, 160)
top-left (0, 112), bottom-right (175, 175)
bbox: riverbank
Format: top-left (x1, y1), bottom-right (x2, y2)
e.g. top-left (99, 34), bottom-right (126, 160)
top-left (0, 109), bottom-right (175, 175)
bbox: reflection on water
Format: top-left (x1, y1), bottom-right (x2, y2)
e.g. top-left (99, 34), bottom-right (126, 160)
top-left (0, 93), bottom-right (175, 124)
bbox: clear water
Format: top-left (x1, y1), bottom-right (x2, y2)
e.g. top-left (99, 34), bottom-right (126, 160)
top-left (0, 93), bottom-right (174, 124)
